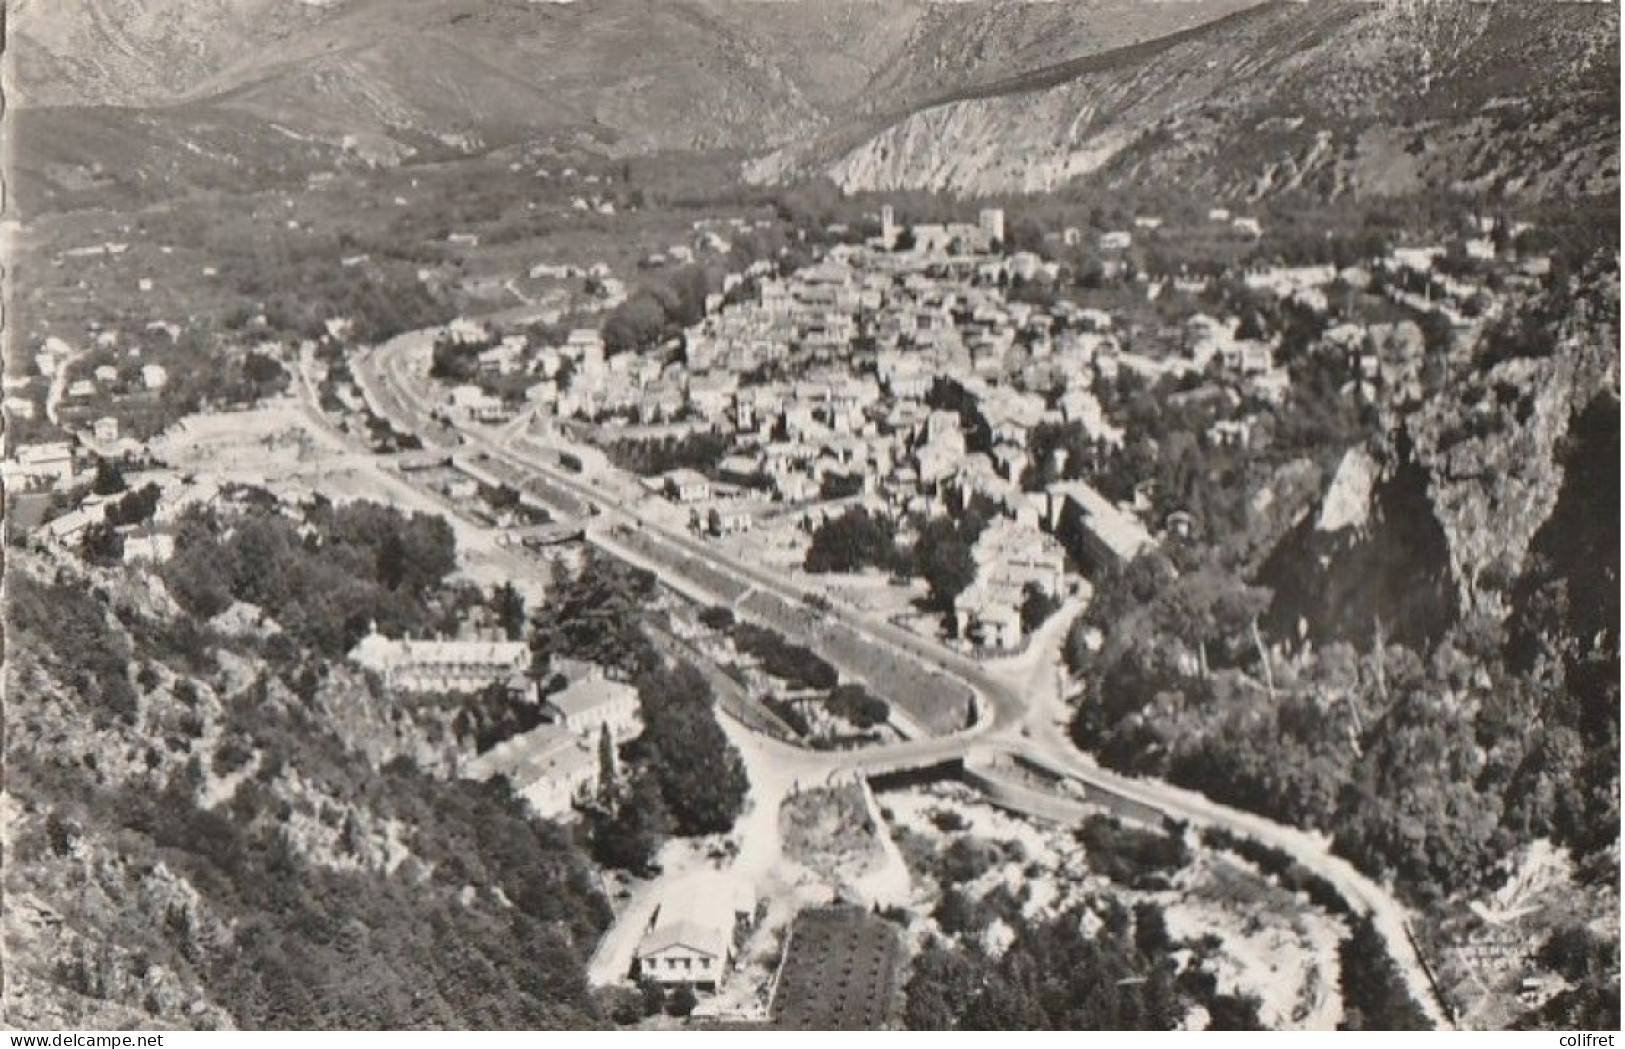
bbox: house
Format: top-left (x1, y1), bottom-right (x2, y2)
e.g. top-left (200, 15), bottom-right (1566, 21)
top-left (544, 671), bottom-right (640, 741)
top-left (142, 364), bottom-right (169, 390)
top-left (663, 469), bottom-right (712, 504)
top-left (635, 875), bottom-right (755, 992)
top-left (565, 328), bottom-right (606, 362)
top-left (687, 374), bottom-right (737, 420)
top-left (1165, 510), bottom-right (1197, 539)
top-left (1046, 481), bottom-right (1157, 575)
top-left (707, 503), bottom-right (757, 536)
top-left (464, 724), bottom-right (597, 818)
top-left (7, 441), bottom-right (76, 487)
top-left (122, 532), bottom-right (176, 564)
top-left (955, 587), bottom-right (1023, 651)
top-left (1207, 418), bottom-right (1253, 448)
top-left (42, 504), bottom-right (104, 545)
top-left (348, 624), bottom-right (528, 693)
top-left (1098, 231), bottom-right (1133, 252)
top-left (446, 317), bottom-right (491, 345)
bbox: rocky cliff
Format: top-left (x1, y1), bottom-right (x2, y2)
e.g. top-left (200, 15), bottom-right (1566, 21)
top-left (1408, 257), bottom-right (1621, 620)
top-left (1261, 257), bottom-right (1621, 649)
top-left (752, 0), bottom-right (1618, 202)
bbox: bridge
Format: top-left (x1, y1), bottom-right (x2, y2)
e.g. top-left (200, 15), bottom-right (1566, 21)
top-left (348, 324), bottom-right (1455, 1030)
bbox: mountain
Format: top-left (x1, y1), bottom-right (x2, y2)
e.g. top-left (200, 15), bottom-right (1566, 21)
top-left (9, 0), bottom-right (1616, 204)
top-left (8, 0), bottom-right (1266, 158)
top-left (749, 0), bottom-right (1619, 201)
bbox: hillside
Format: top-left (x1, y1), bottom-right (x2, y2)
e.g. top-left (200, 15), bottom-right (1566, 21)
top-left (9, 0), bottom-right (1266, 160)
top-left (2, 526), bottom-right (610, 1029)
top-left (749, 0), bottom-right (1619, 201)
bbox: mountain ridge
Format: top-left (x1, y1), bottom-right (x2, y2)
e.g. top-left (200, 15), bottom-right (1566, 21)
top-left (749, 0), bottom-right (1619, 201)
top-left (7, 0), bottom-right (1267, 156)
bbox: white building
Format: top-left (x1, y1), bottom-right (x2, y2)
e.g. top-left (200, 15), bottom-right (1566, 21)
top-left (545, 671), bottom-right (641, 741)
top-left (635, 874), bottom-right (755, 992)
top-left (464, 724), bottom-right (597, 818)
top-left (348, 625), bottom-right (528, 693)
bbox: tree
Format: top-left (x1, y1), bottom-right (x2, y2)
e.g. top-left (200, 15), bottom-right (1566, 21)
top-left (494, 583), bottom-right (526, 642)
top-left (638, 978), bottom-right (667, 1017)
top-left (666, 983), bottom-right (697, 1018)
top-left (602, 295), bottom-right (666, 356)
top-left (80, 520), bottom-right (124, 565)
top-left (107, 483), bottom-right (162, 527)
top-left (698, 606), bottom-right (735, 632)
top-left (630, 662), bottom-right (749, 837)
top-left (429, 335), bottom-right (477, 382)
top-left (90, 457), bottom-right (127, 496)
top-left (596, 724), bottom-right (619, 807)
top-left (590, 772), bottom-right (670, 875)
top-left (1206, 994), bottom-right (1266, 1031)
top-left (914, 518), bottom-right (978, 611)
top-left (1019, 584), bottom-right (1062, 634)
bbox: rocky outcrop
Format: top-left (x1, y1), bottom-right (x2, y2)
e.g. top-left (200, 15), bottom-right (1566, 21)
top-left (1405, 262), bottom-right (1621, 618)
top-left (1260, 450), bottom-right (1457, 650)
top-left (1262, 257), bottom-right (1620, 647)
top-left (760, 0), bottom-right (1618, 202)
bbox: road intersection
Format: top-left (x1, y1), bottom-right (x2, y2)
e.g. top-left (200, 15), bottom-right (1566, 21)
top-left (346, 328), bottom-right (1452, 1028)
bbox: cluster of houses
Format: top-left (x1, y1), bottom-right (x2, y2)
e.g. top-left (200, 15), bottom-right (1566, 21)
top-left (346, 622), bottom-right (646, 819)
top-left (419, 207), bottom-right (1300, 649)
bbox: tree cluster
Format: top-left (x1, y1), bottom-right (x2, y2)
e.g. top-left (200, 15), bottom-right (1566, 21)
top-left (529, 551), bottom-right (660, 679)
top-left (603, 431), bottom-right (732, 478)
top-left (163, 498), bottom-right (457, 658)
top-left (622, 661), bottom-right (750, 838)
top-left (825, 683), bottom-right (890, 730)
top-left (804, 507), bottom-right (903, 575)
top-left (731, 622), bottom-right (839, 691)
top-left (602, 265), bottom-right (720, 355)
top-left (904, 899), bottom-right (1262, 1031)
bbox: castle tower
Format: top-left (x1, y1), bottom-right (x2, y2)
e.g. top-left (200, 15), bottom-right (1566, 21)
top-left (979, 207), bottom-right (1005, 247)
top-left (881, 204), bottom-right (898, 247)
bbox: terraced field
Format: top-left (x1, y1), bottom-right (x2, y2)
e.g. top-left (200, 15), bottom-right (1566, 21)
top-left (771, 908), bottom-right (903, 1031)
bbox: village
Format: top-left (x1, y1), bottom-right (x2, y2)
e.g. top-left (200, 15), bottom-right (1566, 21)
top-left (383, 200), bottom-right (1549, 657)
top-left (0, 185), bottom-right (1570, 1029)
